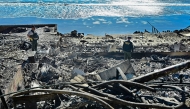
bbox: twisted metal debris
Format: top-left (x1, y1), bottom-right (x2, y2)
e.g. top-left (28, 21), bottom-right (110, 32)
top-left (1, 25), bottom-right (190, 109)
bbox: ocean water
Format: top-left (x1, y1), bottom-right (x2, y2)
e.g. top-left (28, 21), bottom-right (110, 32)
top-left (0, 0), bottom-right (190, 36)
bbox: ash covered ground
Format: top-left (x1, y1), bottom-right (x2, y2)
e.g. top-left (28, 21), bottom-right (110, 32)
top-left (1, 26), bottom-right (190, 109)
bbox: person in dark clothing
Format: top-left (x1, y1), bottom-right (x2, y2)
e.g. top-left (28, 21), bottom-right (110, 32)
top-left (27, 26), bottom-right (39, 51)
top-left (122, 37), bottom-right (134, 60)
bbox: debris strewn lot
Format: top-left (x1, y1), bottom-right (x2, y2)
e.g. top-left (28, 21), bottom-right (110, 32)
top-left (1, 25), bottom-right (190, 109)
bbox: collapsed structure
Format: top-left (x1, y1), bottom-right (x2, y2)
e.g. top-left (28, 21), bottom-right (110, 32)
top-left (0, 24), bottom-right (190, 109)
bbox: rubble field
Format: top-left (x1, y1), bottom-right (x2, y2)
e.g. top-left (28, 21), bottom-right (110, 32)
top-left (0, 26), bottom-right (190, 109)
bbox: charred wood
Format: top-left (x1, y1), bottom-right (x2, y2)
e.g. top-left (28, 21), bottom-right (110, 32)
top-left (92, 80), bottom-right (155, 92)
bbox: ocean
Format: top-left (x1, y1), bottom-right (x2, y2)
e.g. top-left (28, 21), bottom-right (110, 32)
top-left (0, 0), bottom-right (190, 36)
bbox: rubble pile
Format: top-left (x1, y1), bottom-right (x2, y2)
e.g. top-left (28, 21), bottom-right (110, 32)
top-left (131, 32), bottom-right (190, 52)
top-left (0, 26), bottom-right (123, 96)
top-left (131, 55), bottom-right (188, 77)
top-left (1, 26), bottom-right (190, 109)
top-left (0, 61), bottom-right (18, 89)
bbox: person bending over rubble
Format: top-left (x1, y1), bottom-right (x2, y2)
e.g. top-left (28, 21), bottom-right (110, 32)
top-left (27, 26), bottom-right (39, 51)
top-left (122, 37), bottom-right (134, 60)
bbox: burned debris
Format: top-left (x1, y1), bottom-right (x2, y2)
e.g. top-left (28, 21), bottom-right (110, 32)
top-left (70, 30), bottom-right (84, 38)
top-left (1, 25), bottom-right (190, 109)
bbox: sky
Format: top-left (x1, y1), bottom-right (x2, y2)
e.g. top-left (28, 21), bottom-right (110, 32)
top-left (0, 0), bottom-right (190, 36)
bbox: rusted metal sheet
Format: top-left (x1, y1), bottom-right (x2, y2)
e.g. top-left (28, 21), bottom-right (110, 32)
top-left (4, 65), bottom-right (24, 100)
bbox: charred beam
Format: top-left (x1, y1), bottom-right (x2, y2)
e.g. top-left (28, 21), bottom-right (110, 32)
top-left (118, 83), bottom-right (133, 95)
top-left (68, 85), bottom-right (113, 103)
top-left (130, 60), bottom-right (190, 83)
top-left (12, 89), bottom-right (114, 109)
top-left (92, 80), bottom-right (155, 92)
top-left (12, 94), bottom-right (57, 104)
top-left (12, 89), bottom-right (184, 109)
top-left (73, 84), bottom-right (115, 97)
top-left (69, 84), bottom-right (182, 109)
